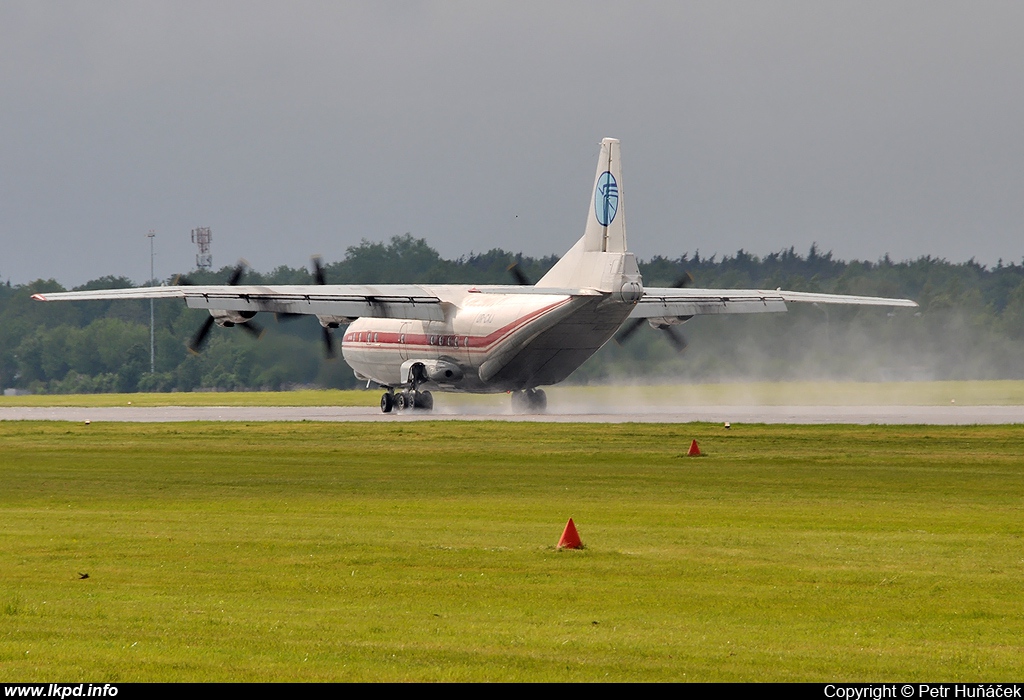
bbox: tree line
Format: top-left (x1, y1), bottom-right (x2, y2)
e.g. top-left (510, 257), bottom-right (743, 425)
top-left (4, 234), bottom-right (1024, 393)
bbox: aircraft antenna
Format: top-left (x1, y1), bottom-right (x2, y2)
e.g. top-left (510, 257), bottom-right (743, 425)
top-left (192, 226), bottom-right (213, 270)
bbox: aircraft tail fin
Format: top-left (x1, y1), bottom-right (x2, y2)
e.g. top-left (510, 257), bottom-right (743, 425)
top-left (537, 138), bottom-right (641, 297)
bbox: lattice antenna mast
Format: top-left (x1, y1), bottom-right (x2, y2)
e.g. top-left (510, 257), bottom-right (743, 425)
top-left (191, 227), bottom-right (213, 270)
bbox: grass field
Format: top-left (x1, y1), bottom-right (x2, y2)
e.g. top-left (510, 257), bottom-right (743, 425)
top-left (4, 379), bottom-right (1024, 409)
top-left (1, 421), bottom-right (1022, 681)
top-left (0, 389), bottom-right (374, 408)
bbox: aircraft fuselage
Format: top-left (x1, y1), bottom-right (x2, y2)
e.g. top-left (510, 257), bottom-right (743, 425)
top-left (341, 286), bottom-right (635, 392)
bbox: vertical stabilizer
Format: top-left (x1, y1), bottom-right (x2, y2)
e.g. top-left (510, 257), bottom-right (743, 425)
top-left (584, 137), bottom-right (627, 254)
top-left (537, 138), bottom-right (641, 298)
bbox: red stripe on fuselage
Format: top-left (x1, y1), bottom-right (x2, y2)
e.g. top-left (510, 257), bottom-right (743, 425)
top-left (342, 297), bottom-right (572, 352)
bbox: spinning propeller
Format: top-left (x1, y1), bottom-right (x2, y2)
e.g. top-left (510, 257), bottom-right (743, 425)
top-left (615, 271), bottom-right (693, 352)
top-left (310, 256), bottom-right (336, 359)
top-left (184, 262), bottom-right (263, 354)
top-left (273, 256), bottom-right (337, 359)
top-left (507, 262), bottom-right (531, 286)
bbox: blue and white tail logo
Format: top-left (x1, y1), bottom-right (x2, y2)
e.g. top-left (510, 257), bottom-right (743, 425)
top-left (536, 138), bottom-right (632, 288)
top-left (594, 171), bottom-right (619, 226)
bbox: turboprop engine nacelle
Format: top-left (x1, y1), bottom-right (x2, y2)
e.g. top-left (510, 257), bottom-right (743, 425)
top-left (647, 315), bottom-right (691, 329)
top-left (317, 315), bottom-right (357, 329)
top-left (211, 309), bottom-right (257, 327)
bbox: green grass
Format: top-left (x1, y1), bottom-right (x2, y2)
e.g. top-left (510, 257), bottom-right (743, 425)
top-left (5, 379), bottom-right (1024, 408)
top-left (0, 389), bottom-right (376, 408)
top-left (1, 422), bottom-right (1022, 681)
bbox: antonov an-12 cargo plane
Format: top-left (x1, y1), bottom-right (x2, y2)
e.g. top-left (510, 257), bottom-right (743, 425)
top-left (34, 138), bottom-right (917, 413)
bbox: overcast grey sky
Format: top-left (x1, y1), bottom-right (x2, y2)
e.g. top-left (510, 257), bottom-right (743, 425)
top-left (2, 1), bottom-right (1023, 286)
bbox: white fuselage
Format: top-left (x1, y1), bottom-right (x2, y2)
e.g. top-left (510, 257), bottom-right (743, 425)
top-left (341, 285), bottom-right (634, 393)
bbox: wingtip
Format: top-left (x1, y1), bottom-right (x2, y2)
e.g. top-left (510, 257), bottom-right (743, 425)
top-left (31, 293), bottom-right (47, 301)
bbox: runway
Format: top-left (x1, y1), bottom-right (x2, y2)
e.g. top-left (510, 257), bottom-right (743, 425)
top-left (3, 404), bottom-right (1024, 424)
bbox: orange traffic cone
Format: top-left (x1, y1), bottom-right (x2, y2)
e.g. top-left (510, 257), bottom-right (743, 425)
top-left (687, 439), bottom-right (701, 456)
top-left (557, 518), bottom-right (583, 549)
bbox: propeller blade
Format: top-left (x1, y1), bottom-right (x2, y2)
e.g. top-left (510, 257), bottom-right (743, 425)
top-left (309, 259), bottom-right (337, 357)
top-left (239, 320), bottom-right (264, 339)
top-left (322, 326), bottom-right (336, 359)
top-left (615, 269), bottom-right (693, 348)
top-left (311, 256), bottom-right (327, 286)
top-left (188, 315), bottom-right (216, 354)
top-left (173, 274), bottom-right (194, 286)
top-left (507, 263), bottom-right (531, 286)
top-left (614, 317), bottom-right (646, 345)
top-left (663, 326), bottom-right (688, 352)
top-left (672, 271), bottom-right (694, 288)
top-left (227, 261), bottom-right (247, 286)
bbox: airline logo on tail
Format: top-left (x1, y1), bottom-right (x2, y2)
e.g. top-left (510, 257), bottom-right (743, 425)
top-left (595, 171), bottom-right (619, 226)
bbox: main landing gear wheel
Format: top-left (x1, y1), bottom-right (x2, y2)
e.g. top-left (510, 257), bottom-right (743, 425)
top-left (384, 390), bottom-right (433, 413)
top-left (414, 390), bottom-right (434, 410)
top-left (511, 388), bottom-right (547, 414)
top-left (528, 388), bottom-right (547, 412)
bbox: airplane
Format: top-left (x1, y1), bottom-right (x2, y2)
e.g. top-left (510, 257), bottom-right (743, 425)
top-left (32, 138), bottom-right (917, 413)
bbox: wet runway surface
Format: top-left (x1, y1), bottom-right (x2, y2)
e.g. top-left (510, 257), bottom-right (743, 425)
top-left (3, 404), bottom-right (1024, 424)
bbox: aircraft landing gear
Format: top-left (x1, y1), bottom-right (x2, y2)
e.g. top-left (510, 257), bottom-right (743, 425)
top-left (381, 389), bottom-right (433, 413)
top-left (511, 388), bottom-right (547, 414)
top-left (414, 390), bottom-right (434, 410)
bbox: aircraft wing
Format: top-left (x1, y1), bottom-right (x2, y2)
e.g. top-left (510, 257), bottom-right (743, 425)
top-left (32, 284), bottom-right (449, 322)
top-left (630, 287), bottom-right (918, 318)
